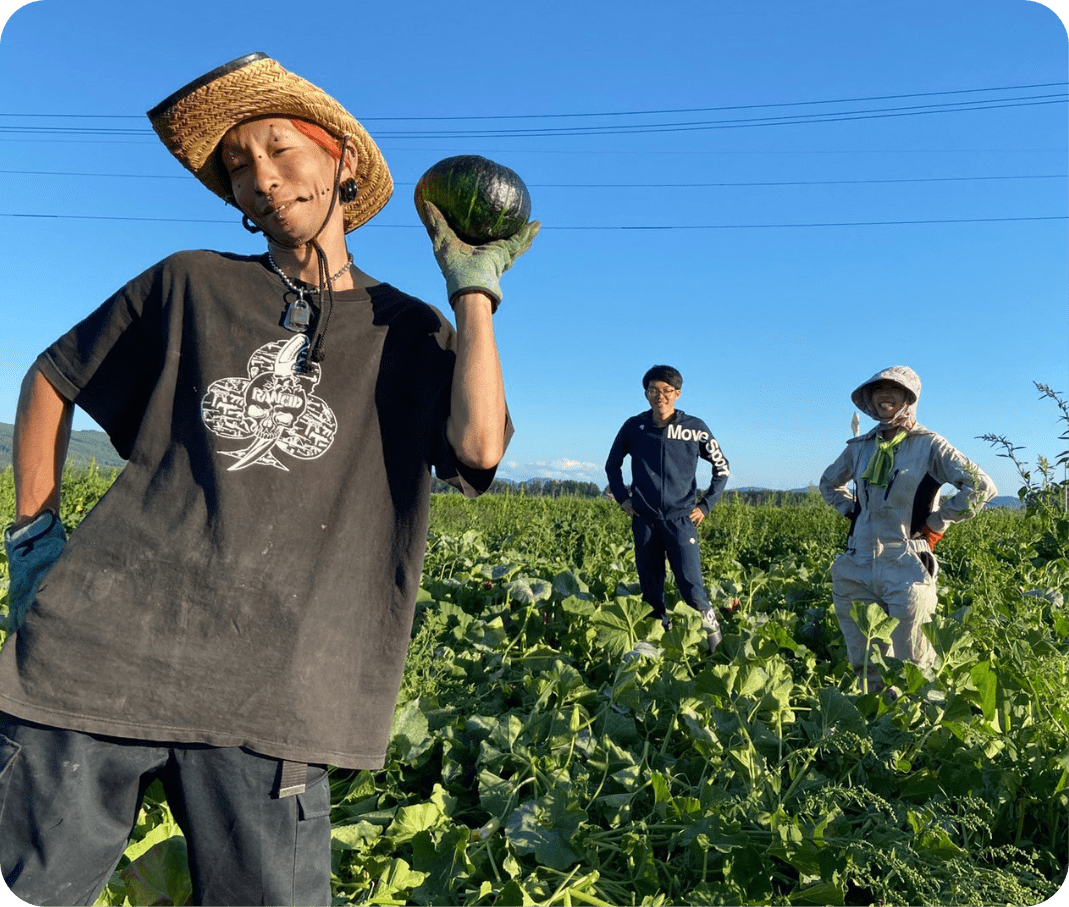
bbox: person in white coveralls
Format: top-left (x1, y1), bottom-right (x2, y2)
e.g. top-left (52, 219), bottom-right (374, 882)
top-left (819, 365), bottom-right (996, 691)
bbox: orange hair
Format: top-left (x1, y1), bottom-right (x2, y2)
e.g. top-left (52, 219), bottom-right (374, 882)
top-left (289, 119), bottom-right (343, 161)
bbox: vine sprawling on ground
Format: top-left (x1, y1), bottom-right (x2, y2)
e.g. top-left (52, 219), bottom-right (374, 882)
top-left (1, 387), bottom-right (1067, 905)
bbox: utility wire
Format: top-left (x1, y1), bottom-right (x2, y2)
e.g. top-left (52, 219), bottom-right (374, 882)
top-left (1, 212), bottom-right (1064, 229)
top-left (549, 215), bottom-right (1069, 229)
top-left (0, 90), bottom-right (1064, 140)
top-left (367, 97), bottom-right (1069, 139)
top-left (1, 80), bottom-right (1064, 122)
top-left (503, 175), bottom-right (1069, 188)
top-left (0, 169), bottom-right (1064, 188)
top-left (0, 139), bottom-right (1064, 157)
top-left (368, 81), bottom-right (1069, 121)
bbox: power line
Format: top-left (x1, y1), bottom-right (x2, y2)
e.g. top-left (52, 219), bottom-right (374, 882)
top-left (1, 212), bottom-right (1064, 229)
top-left (0, 126), bottom-right (148, 136)
top-left (0, 169), bottom-right (188, 179)
top-left (0, 140), bottom-right (1065, 157)
top-left (549, 215), bottom-right (1069, 229)
top-left (366, 97), bottom-right (1069, 139)
top-left (517, 175), bottom-right (1069, 188)
top-left (441, 147), bottom-right (1068, 155)
top-left (367, 81), bottom-right (1069, 121)
top-left (0, 138), bottom-right (156, 145)
top-left (0, 90), bottom-right (1064, 141)
top-left (0, 169), bottom-right (1064, 188)
top-left (1, 80), bottom-right (1064, 122)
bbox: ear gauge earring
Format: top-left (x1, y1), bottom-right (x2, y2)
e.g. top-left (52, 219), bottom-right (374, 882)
top-left (242, 214), bottom-right (261, 234)
top-left (339, 179), bottom-right (359, 204)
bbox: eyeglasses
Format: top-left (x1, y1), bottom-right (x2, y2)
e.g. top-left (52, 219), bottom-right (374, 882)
top-left (645, 386), bottom-right (679, 399)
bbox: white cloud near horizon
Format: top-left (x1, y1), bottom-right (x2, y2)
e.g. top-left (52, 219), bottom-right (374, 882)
top-left (499, 458), bottom-right (607, 486)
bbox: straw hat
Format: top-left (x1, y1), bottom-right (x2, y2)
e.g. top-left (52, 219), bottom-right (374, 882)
top-left (148, 52), bottom-right (393, 233)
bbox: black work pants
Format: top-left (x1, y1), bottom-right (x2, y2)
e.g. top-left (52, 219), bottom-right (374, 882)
top-left (0, 714), bottom-right (332, 906)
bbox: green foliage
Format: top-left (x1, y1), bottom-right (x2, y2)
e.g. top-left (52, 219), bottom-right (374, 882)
top-left (980, 381), bottom-right (1069, 527)
top-left (848, 601), bottom-right (900, 695)
top-left (343, 494), bottom-right (1068, 906)
top-left (1, 467), bottom-right (1065, 906)
top-left (95, 781), bottom-right (192, 906)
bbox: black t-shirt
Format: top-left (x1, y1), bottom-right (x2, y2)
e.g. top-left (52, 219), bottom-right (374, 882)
top-left (0, 250), bottom-right (503, 768)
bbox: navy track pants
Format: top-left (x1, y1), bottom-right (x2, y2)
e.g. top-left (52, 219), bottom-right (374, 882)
top-left (631, 512), bottom-right (710, 619)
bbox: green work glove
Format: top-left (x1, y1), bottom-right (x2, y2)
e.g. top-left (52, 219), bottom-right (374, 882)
top-left (3, 509), bottom-right (67, 632)
top-left (421, 201), bottom-right (540, 311)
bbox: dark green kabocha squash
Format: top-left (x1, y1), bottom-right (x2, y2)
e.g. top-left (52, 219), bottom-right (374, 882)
top-left (414, 154), bottom-right (532, 245)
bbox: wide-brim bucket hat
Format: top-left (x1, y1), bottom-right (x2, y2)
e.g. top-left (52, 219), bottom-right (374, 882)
top-left (851, 365), bottom-right (921, 421)
top-left (147, 52), bottom-right (392, 233)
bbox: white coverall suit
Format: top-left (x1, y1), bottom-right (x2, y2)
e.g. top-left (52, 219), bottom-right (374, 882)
top-left (819, 366), bottom-right (996, 681)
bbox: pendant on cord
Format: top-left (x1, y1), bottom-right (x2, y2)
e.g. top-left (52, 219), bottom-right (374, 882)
top-left (283, 292), bottom-right (313, 333)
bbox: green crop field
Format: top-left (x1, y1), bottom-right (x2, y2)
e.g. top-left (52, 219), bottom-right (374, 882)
top-left (1, 443), bottom-right (1067, 905)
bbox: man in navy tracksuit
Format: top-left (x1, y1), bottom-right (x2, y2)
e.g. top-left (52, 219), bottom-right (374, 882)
top-left (605, 365), bottom-right (730, 652)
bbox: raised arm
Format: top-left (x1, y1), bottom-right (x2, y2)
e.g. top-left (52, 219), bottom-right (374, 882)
top-left (445, 292), bottom-right (507, 470)
top-left (422, 201), bottom-right (538, 470)
top-left (13, 365), bottom-right (73, 524)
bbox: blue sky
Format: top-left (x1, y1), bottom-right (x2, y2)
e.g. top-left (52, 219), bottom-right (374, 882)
top-left (0, 0), bottom-right (1066, 498)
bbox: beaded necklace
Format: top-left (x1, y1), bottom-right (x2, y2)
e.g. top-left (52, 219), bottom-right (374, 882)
top-left (267, 251), bottom-right (353, 332)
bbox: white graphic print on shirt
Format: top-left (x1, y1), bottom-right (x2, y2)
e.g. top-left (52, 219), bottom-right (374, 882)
top-left (201, 335), bottom-right (338, 471)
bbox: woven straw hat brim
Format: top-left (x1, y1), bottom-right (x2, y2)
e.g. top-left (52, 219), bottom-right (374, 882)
top-left (148, 53), bottom-right (392, 233)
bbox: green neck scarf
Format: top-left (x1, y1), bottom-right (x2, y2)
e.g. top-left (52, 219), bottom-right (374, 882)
top-left (861, 431), bottom-right (908, 488)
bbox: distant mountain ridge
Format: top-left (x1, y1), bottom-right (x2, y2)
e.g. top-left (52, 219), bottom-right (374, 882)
top-left (0, 422), bottom-right (125, 472)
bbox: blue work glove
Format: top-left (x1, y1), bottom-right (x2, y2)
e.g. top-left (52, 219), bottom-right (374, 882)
top-left (3, 510), bottom-right (66, 632)
top-left (421, 201), bottom-right (540, 311)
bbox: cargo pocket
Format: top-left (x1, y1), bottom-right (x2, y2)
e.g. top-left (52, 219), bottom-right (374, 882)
top-left (296, 767), bottom-right (330, 821)
top-left (292, 766), bottom-right (331, 906)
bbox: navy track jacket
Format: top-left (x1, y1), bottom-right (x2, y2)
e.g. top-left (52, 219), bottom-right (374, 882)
top-left (605, 409), bottom-right (730, 519)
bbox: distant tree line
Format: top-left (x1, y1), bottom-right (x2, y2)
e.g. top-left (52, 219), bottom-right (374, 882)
top-left (431, 479), bottom-right (830, 505)
top-left (432, 477), bottom-right (603, 497)
top-left (721, 488), bottom-right (824, 507)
